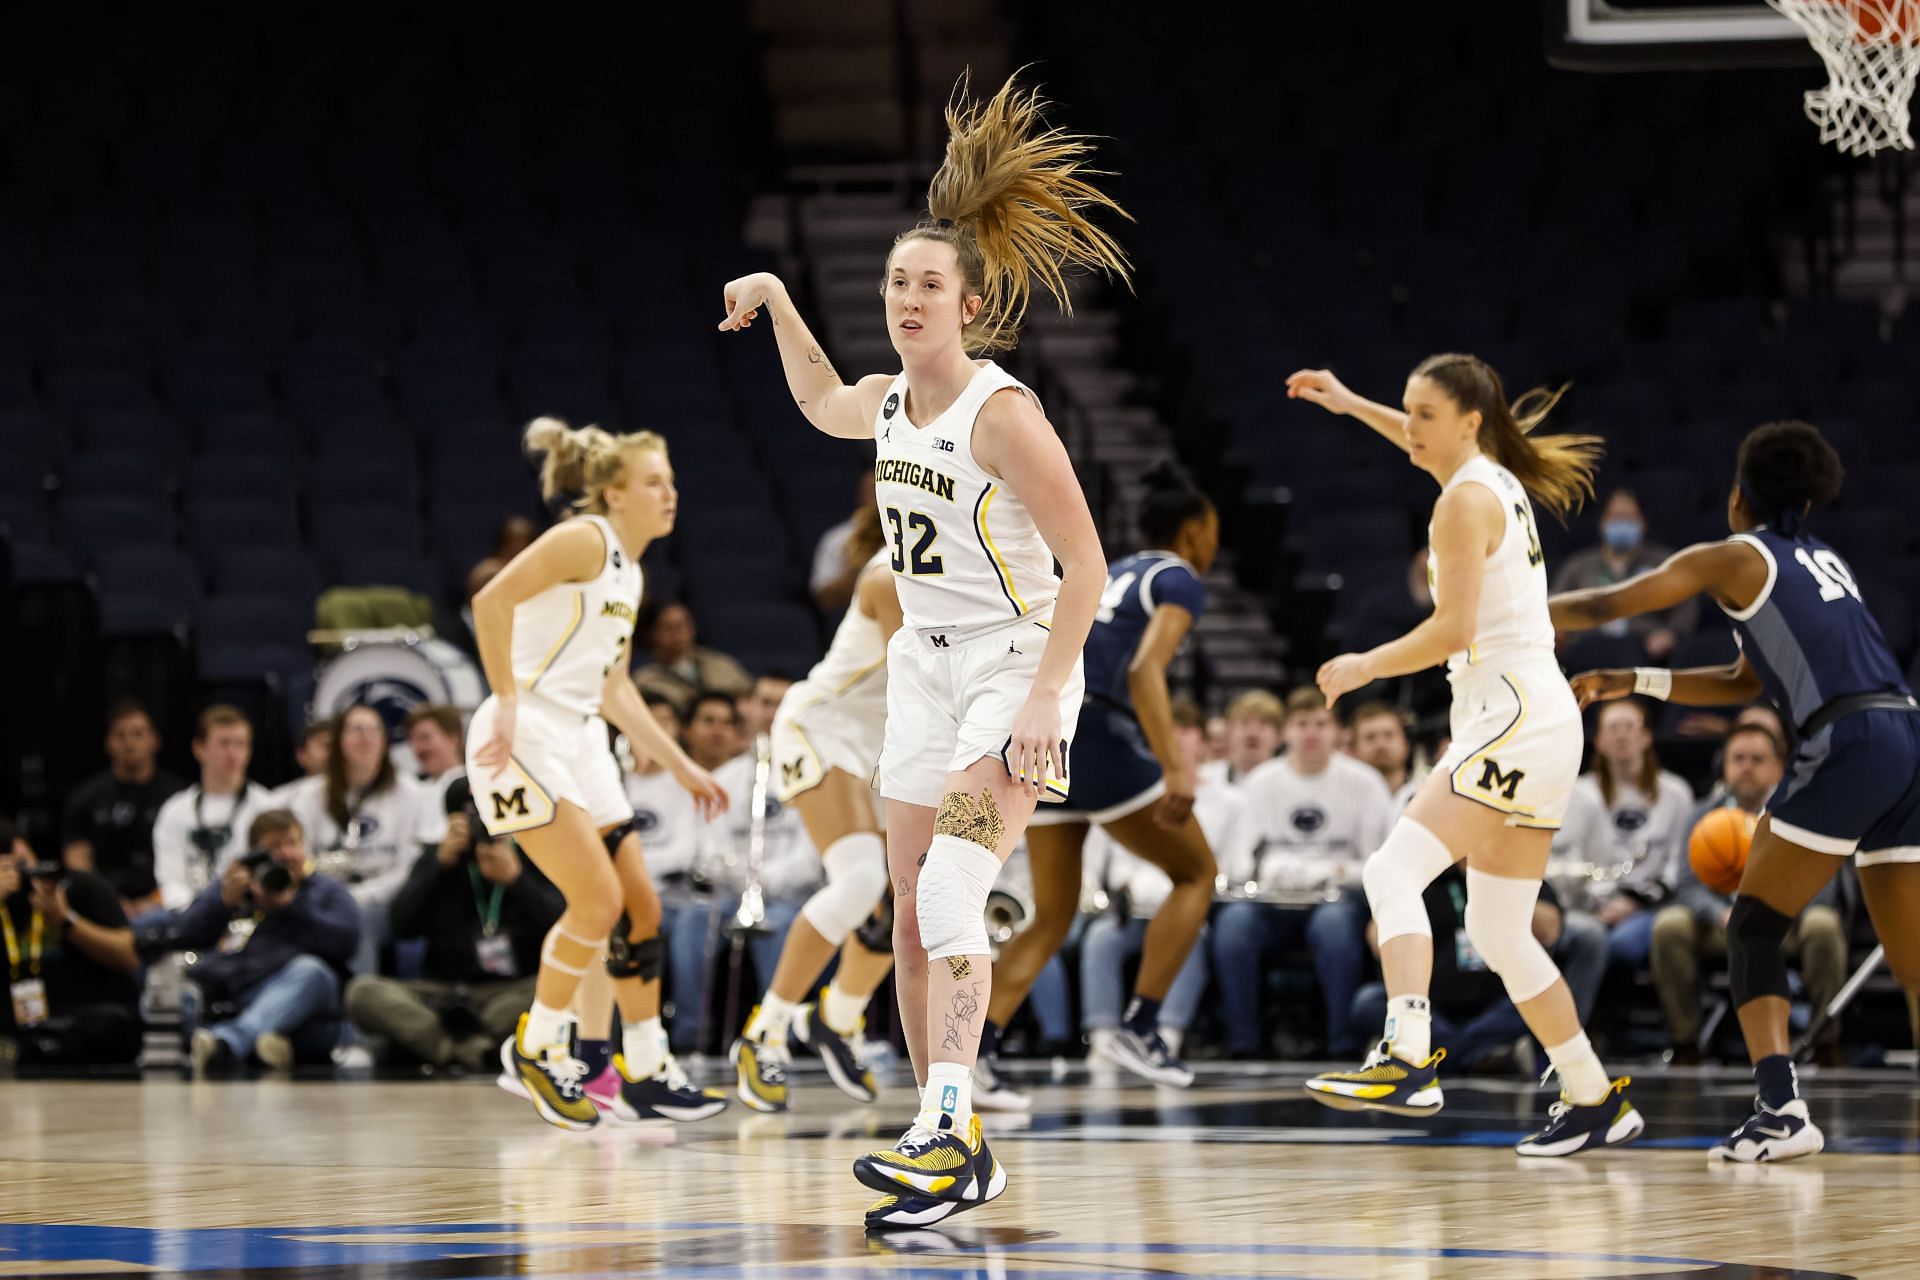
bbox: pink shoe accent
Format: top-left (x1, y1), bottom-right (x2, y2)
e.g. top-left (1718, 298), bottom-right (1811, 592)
top-left (584, 1064), bottom-right (621, 1111)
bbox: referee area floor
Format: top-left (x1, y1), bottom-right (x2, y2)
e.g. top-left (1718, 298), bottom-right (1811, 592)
top-left (4, 1060), bottom-right (1916, 1279)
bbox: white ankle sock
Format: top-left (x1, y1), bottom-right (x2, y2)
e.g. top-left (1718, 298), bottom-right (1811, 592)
top-left (820, 982), bottom-right (869, 1036)
top-left (522, 1002), bottom-right (572, 1054)
top-left (1385, 995), bottom-right (1432, 1063)
top-left (920, 1061), bottom-right (973, 1130)
top-left (621, 1017), bottom-right (665, 1079)
top-left (745, 994), bottom-right (799, 1046)
top-left (1545, 1032), bottom-right (1610, 1106)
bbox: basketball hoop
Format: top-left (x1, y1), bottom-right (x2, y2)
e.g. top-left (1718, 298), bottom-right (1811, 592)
top-left (1768, 0), bottom-right (1920, 155)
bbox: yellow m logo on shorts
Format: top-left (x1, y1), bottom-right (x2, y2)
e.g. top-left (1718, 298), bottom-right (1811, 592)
top-left (1476, 758), bottom-right (1525, 802)
top-left (492, 788), bottom-right (530, 820)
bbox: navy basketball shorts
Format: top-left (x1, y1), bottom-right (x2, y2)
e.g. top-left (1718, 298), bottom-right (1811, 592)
top-left (1768, 708), bottom-right (1920, 866)
top-left (1027, 701), bottom-right (1165, 828)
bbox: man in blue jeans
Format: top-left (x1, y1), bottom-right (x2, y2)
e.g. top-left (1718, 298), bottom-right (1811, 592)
top-left (176, 809), bottom-right (360, 1071)
top-left (1349, 864), bottom-right (1608, 1071)
top-left (1210, 688), bottom-right (1394, 1057)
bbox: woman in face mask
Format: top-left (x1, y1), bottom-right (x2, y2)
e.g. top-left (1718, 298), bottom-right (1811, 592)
top-left (1549, 488), bottom-right (1698, 661)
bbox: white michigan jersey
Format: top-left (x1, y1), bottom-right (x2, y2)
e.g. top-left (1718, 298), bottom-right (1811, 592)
top-left (1429, 454), bottom-right (1555, 676)
top-left (872, 360), bottom-right (1057, 630)
top-left (507, 514), bottom-right (642, 717)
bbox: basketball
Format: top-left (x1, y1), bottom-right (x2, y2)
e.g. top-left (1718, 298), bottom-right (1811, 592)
top-left (1689, 805), bottom-right (1760, 895)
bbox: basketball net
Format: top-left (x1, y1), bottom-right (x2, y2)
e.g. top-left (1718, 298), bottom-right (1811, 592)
top-left (1768, 0), bottom-right (1920, 155)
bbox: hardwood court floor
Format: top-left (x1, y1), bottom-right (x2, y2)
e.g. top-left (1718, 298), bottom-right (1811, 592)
top-left (3, 1060), bottom-right (1917, 1278)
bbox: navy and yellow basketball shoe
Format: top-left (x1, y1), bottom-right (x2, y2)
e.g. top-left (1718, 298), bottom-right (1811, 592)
top-left (1516, 1077), bottom-right (1644, 1157)
top-left (507, 1014), bottom-right (599, 1131)
top-left (612, 1051), bottom-right (729, 1122)
top-left (729, 1025), bottom-right (790, 1114)
top-left (1304, 1045), bottom-right (1446, 1116)
top-left (1710, 1097), bottom-right (1825, 1163)
top-left (864, 1191), bottom-right (959, 1231)
top-left (853, 1112), bottom-right (1004, 1204)
top-left (793, 1002), bottom-right (878, 1103)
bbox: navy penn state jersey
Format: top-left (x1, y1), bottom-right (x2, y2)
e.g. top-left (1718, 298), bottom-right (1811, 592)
top-left (1083, 551), bottom-right (1208, 710)
top-left (1722, 526), bottom-right (1909, 729)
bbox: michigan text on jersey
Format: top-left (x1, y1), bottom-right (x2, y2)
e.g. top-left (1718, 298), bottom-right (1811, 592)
top-left (875, 458), bottom-right (957, 503)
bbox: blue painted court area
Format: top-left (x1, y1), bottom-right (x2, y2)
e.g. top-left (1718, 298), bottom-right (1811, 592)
top-left (0, 1221), bottom-right (1850, 1280)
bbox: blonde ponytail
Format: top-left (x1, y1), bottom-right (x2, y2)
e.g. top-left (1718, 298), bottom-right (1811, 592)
top-left (895, 71), bottom-right (1133, 354)
top-left (523, 416), bottom-right (667, 516)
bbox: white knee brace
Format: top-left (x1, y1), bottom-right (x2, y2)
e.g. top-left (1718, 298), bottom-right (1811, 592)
top-left (1462, 868), bottom-right (1561, 1004)
top-left (800, 832), bottom-right (890, 943)
top-left (915, 834), bottom-right (1001, 960)
top-left (1361, 818), bottom-right (1456, 945)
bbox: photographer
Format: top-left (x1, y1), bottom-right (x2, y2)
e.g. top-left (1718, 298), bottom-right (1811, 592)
top-left (175, 810), bottom-right (361, 1071)
top-left (151, 706), bottom-right (277, 913)
top-left (0, 820), bottom-right (143, 1065)
top-left (344, 779), bottom-right (563, 1069)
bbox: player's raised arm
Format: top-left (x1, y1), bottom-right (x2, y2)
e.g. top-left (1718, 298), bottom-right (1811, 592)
top-left (717, 270), bottom-right (890, 440)
top-left (1285, 368), bottom-right (1411, 454)
top-left (1550, 540), bottom-right (1768, 632)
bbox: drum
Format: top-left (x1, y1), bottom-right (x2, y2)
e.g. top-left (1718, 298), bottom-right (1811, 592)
top-left (311, 634), bottom-right (486, 744)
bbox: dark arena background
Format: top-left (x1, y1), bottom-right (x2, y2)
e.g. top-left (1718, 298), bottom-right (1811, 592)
top-left (2, 1), bottom-right (1918, 1277)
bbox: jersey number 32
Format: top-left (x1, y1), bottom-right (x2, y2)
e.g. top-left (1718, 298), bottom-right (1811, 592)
top-left (886, 507), bottom-right (944, 576)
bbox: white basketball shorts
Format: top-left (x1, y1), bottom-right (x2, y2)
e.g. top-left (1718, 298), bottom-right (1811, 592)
top-left (467, 694), bottom-right (631, 836)
top-left (878, 610), bottom-right (1085, 809)
top-left (771, 679), bottom-right (886, 804)
top-left (1431, 653), bottom-right (1582, 830)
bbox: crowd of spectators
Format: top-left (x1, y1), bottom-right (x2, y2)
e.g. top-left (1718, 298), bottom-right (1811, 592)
top-left (5, 476), bottom-right (1911, 1075)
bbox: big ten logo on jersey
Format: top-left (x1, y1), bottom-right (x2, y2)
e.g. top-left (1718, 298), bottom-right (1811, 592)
top-left (1476, 758), bottom-right (1525, 802)
top-left (492, 788), bottom-right (530, 821)
top-left (932, 436), bottom-right (956, 453)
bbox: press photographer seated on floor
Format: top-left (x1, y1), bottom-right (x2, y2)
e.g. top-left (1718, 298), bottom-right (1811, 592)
top-left (173, 811), bottom-right (362, 1072)
top-left (344, 777), bottom-right (564, 1070)
top-left (0, 818), bottom-right (143, 1067)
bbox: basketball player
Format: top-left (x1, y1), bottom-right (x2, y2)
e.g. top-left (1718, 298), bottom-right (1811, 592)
top-left (730, 509), bottom-right (903, 1112)
top-left (719, 73), bottom-right (1127, 1226)
top-left (468, 418), bottom-right (729, 1130)
top-left (1288, 358), bottom-right (1645, 1157)
top-left (1550, 420), bottom-right (1920, 1163)
top-left (975, 461), bottom-right (1220, 1097)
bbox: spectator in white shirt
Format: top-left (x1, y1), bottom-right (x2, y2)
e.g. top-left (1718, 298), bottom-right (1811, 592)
top-left (151, 705), bottom-right (278, 913)
top-left (1347, 701), bottom-right (1420, 818)
top-left (1081, 703), bottom-right (1248, 1058)
top-left (1574, 698), bottom-right (1697, 973)
top-left (1197, 689), bottom-right (1285, 788)
top-left (404, 704), bottom-right (466, 804)
top-left (277, 703), bottom-right (447, 973)
top-left (1210, 687), bottom-right (1394, 1057)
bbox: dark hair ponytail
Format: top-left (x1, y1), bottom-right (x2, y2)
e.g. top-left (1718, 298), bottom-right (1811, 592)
top-left (1138, 460), bottom-right (1212, 547)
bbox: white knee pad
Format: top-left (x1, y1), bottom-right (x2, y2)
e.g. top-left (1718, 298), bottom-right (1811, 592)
top-left (1362, 818), bottom-right (1456, 945)
top-left (800, 832), bottom-right (890, 943)
top-left (1463, 868), bottom-right (1561, 1004)
top-left (915, 834), bottom-right (1001, 960)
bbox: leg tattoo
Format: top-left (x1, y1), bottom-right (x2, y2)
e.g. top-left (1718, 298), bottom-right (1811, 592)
top-left (935, 789), bottom-right (1005, 851)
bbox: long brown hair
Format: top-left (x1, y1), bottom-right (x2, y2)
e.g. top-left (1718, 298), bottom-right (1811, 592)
top-left (890, 71), bottom-right (1133, 355)
top-left (325, 704), bottom-right (397, 828)
top-left (1412, 353), bottom-right (1602, 522)
top-left (1592, 699), bottom-right (1662, 809)
top-left (524, 417), bottom-right (668, 516)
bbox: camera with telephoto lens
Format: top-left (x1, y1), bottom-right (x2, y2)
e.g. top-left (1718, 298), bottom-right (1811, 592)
top-left (240, 848), bottom-right (293, 896)
top-left (441, 776), bottom-right (494, 861)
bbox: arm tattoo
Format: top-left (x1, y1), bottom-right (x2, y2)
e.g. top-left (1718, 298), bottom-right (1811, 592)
top-left (941, 982), bottom-right (982, 1051)
top-left (806, 344), bottom-right (837, 378)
